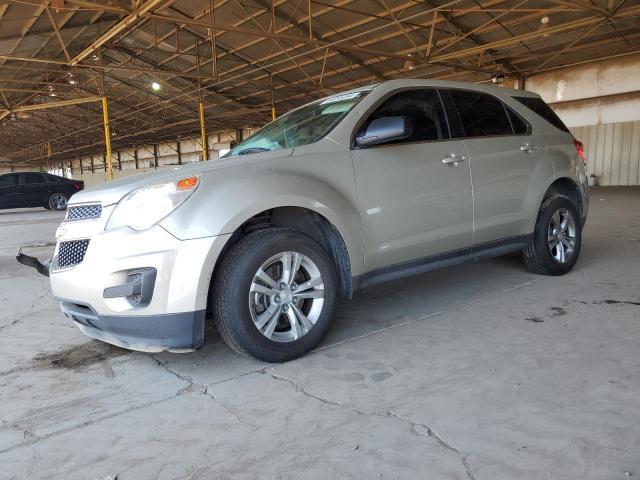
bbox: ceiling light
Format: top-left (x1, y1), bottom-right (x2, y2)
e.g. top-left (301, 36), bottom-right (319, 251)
top-left (403, 53), bottom-right (419, 71)
top-left (151, 81), bottom-right (161, 91)
top-left (91, 54), bottom-right (100, 61)
top-left (541, 15), bottom-right (550, 25)
top-left (491, 70), bottom-right (505, 85)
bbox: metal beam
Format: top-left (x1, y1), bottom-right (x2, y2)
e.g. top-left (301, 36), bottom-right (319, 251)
top-left (45, 5), bottom-right (72, 62)
top-left (70, 0), bottom-right (171, 66)
top-left (0, 96), bottom-right (102, 113)
top-left (147, 13), bottom-right (418, 63)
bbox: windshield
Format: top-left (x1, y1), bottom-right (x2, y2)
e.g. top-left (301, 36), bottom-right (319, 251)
top-left (225, 90), bottom-right (369, 157)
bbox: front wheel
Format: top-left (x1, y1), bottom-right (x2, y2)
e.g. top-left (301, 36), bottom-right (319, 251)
top-left (48, 193), bottom-right (68, 211)
top-left (212, 229), bottom-right (338, 362)
top-left (522, 195), bottom-right (582, 275)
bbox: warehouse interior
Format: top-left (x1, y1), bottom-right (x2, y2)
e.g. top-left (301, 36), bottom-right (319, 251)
top-left (1, 1), bottom-right (640, 478)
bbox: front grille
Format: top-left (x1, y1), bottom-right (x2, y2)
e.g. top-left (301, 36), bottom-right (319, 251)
top-left (65, 204), bottom-right (102, 222)
top-left (57, 240), bottom-right (90, 268)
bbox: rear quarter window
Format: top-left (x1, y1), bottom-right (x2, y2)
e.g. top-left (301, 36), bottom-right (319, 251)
top-left (513, 96), bottom-right (569, 133)
top-left (506, 106), bottom-right (530, 135)
top-left (446, 90), bottom-right (513, 138)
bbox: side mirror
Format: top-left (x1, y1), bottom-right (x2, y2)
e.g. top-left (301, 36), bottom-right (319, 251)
top-left (356, 116), bottom-right (413, 147)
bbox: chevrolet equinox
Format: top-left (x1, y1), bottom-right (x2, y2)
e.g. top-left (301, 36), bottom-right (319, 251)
top-left (20, 80), bottom-right (588, 362)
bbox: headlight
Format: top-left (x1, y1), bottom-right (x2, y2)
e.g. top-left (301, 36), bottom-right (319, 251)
top-left (106, 175), bottom-right (199, 231)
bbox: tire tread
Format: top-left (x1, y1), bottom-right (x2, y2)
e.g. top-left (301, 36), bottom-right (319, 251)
top-left (212, 228), bottom-right (337, 362)
top-left (522, 194), bottom-right (579, 276)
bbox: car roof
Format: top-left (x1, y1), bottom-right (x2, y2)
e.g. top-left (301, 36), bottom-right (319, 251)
top-left (366, 79), bottom-right (541, 98)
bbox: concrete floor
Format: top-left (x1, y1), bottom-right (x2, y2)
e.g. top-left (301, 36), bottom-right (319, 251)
top-left (1, 187), bottom-right (639, 480)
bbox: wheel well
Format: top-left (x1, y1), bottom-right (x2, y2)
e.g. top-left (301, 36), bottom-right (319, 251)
top-left (208, 207), bottom-right (353, 316)
top-left (544, 178), bottom-right (583, 220)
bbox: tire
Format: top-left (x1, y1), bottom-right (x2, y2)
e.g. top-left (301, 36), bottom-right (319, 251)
top-left (523, 195), bottom-right (581, 275)
top-left (212, 228), bottom-right (338, 362)
top-left (44, 205), bottom-right (51, 210)
top-left (48, 193), bottom-right (68, 211)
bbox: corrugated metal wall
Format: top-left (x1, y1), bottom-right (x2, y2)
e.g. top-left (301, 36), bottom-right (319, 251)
top-left (570, 121), bottom-right (640, 186)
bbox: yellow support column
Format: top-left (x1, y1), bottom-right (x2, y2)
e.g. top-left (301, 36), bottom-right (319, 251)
top-left (199, 100), bottom-right (208, 161)
top-left (270, 75), bottom-right (276, 121)
top-left (101, 96), bottom-right (113, 181)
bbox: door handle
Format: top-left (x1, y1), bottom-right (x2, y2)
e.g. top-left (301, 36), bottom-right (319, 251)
top-left (520, 143), bottom-right (537, 153)
top-left (441, 152), bottom-right (467, 167)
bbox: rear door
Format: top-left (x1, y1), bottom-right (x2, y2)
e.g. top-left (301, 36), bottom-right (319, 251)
top-left (351, 88), bottom-right (473, 271)
top-left (442, 89), bottom-right (549, 245)
top-left (0, 174), bottom-right (20, 209)
top-left (18, 172), bottom-right (48, 207)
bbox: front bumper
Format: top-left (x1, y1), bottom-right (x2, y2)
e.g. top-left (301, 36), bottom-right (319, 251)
top-left (61, 301), bottom-right (205, 353)
top-left (48, 212), bottom-right (231, 352)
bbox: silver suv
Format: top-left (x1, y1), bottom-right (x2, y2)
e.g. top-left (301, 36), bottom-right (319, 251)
top-left (26, 80), bottom-right (589, 361)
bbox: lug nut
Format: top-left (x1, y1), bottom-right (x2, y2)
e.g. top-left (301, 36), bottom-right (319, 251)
top-left (292, 297), bottom-right (298, 304)
top-left (273, 294), bottom-right (281, 304)
top-left (291, 283), bottom-right (297, 291)
top-left (279, 282), bottom-right (287, 290)
top-left (282, 304), bottom-right (289, 312)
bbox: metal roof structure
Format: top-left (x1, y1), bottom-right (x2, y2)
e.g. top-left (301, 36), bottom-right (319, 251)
top-left (1, 0), bottom-right (639, 167)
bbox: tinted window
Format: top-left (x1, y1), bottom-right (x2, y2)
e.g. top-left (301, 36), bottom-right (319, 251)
top-left (22, 173), bottom-right (46, 184)
top-left (506, 106), bottom-right (529, 135)
top-left (359, 89), bottom-right (449, 144)
top-left (514, 96), bottom-right (569, 133)
top-left (0, 174), bottom-right (19, 186)
top-left (448, 90), bottom-right (513, 138)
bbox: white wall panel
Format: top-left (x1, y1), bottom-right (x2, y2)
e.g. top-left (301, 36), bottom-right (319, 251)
top-left (571, 120), bottom-right (640, 186)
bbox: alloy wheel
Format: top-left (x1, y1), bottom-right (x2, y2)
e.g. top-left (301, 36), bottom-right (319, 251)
top-left (249, 251), bottom-right (325, 343)
top-left (51, 194), bottom-right (67, 210)
top-left (547, 207), bottom-right (577, 263)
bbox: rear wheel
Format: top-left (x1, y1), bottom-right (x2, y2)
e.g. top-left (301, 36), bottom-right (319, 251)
top-left (523, 195), bottom-right (581, 275)
top-left (213, 228), bottom-right (338, 362)
top-left (48, 193), bottom-right (68, 211)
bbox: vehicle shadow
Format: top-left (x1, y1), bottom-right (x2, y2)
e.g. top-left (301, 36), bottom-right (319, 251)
top-left (201, 253), bottom-right (533, 352)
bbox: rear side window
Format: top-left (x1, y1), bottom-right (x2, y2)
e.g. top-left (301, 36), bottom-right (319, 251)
top-left (0, 174), bottom-right (19, 186)
top-left (447, 90), bottom-right (513, 138)
top-left (21, 173), bottom-right (46, 184)
top-left (45, 174), bottom-right (62, 183)
top-left (506, 106), bottom-right (530, 135)
top-left (513, 96), bottom-right (569, 133)
top-left (359, 89), bottom-right (449, 144)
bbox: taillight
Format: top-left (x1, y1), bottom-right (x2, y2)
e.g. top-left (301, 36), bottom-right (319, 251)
top-left (573, 139), bottom-right (585, 163)
top-left (73, 182), bottom-right (83, 190)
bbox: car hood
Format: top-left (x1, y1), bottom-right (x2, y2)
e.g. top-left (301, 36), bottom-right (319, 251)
top-left (69, 148), bottom-right (294, 206)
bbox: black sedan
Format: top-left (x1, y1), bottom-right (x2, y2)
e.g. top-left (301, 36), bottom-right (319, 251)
top-left (0, 172), bottom-right (84, 211)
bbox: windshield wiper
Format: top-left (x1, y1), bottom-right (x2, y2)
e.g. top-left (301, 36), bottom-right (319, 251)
top-left (238, 147), bottom-right (271, 155)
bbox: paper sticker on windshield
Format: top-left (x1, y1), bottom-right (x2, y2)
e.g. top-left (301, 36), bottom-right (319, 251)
top-left (320, 92), bottom-right (362, 105)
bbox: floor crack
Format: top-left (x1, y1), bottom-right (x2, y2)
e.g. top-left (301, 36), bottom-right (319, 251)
top-left (267, 372), bottom-right (478, 480)
top-left (144, 353), bottom-right (258, 429)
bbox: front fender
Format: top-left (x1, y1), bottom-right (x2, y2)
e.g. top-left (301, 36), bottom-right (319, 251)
top-left (159, 166), bottom-right (364, 276)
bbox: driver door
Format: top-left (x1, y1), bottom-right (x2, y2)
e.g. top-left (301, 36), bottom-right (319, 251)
top-left (351, 88), bottom-right (473, 272)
